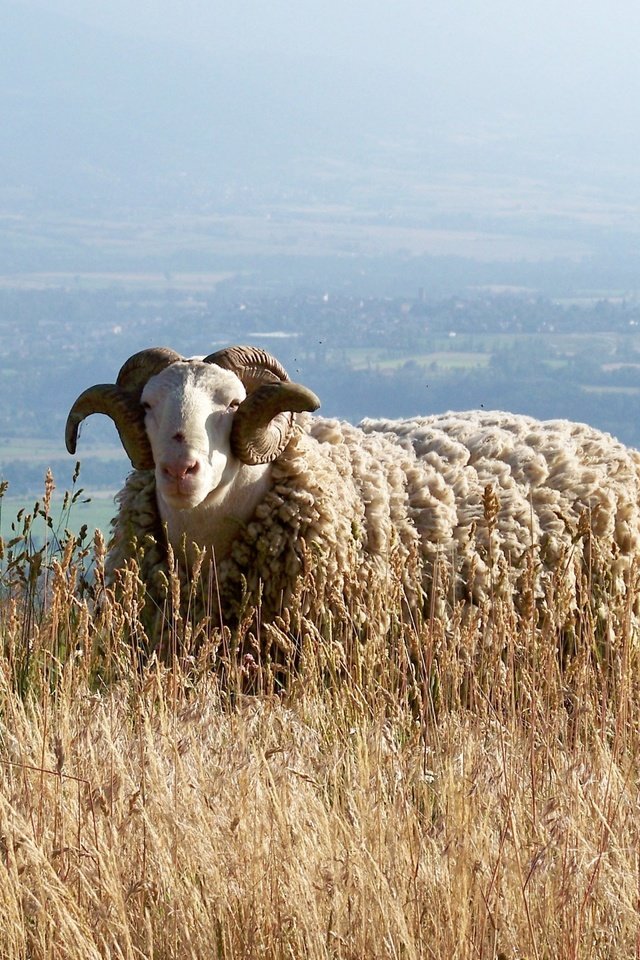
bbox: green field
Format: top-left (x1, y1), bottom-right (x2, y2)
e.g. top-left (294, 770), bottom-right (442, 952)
top-left (0, 490), bottom-right (117, 543)
top-left (0, 437), bottom-right (125, 464)
top-left (0, 435), bottom-right (126, 541)
top-left (583, 385), bottom-right (640, 396)
top-left (0, 269), bottom-right (238, 292)
top-left (343, 347), bottom-right (491, 371)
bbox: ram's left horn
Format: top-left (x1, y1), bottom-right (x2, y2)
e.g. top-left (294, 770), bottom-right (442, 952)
top-left (65, 383), bottom-right (155, 470)
top-left (231, 382), bottom-right (320, 465)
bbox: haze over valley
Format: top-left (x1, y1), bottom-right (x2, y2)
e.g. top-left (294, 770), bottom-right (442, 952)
top-left (3, 0), bottom-right (640, 285)
top-left (2, 0), bottom-right (640, 523)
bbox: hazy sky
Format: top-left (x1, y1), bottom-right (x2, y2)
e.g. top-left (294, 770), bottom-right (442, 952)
top-left (23, 0), bottom-right (640, 74)
top-left (5, 0), bottom-right (640, 238)
top-left (19, 0), bottom-right (640, 137)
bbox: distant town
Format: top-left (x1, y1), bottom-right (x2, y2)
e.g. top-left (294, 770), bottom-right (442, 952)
top-left (1, 281), bottom-right (640, 501)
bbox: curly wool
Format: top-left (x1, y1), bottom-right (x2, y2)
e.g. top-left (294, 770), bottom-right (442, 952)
top-left (107, 410), bottom-right (640, 637)
top-left (109, 419), bottom-right (422, 633)
top-left (361, 411), bottom-right (640, 604)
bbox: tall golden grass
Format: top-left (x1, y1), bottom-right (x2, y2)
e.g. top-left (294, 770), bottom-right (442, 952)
top-left (0, 475), bottom-right (639, 959)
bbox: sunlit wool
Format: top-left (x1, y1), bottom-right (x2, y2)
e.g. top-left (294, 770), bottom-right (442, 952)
top-left (109, 404), bottom-right (640, 642)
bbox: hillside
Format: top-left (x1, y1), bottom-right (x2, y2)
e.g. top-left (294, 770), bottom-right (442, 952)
top-left (0, 482), bottom-right (638, 956)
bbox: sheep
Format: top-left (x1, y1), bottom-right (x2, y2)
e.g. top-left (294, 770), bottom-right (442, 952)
top-left (66, 344), bottom-right (640, 665)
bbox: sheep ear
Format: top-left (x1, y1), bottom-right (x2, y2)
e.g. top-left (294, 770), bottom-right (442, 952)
top-left (231, 382), bottom-right (320, 464)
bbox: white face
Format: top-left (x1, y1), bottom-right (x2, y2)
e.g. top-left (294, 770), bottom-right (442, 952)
top-left (141, 362), bottom-right (246, 509)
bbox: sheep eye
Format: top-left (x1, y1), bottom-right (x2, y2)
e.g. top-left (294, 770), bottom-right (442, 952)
top-left (228, 399), bottom-right (241, 411)
top-left (141, 401), bottom-right (151, 411)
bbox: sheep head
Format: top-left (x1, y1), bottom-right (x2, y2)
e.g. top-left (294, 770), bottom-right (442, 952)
top-left (66, 346), bottom-right (320, 508)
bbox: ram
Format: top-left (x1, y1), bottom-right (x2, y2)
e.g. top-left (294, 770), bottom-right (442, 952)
top-left (66, 345), bottom-right (640, 658)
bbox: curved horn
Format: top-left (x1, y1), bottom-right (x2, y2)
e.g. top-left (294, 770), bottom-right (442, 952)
top-left (204, 345), bottom-right (320, 464)
top-left (203, 345), bottom-right (290, 390)
top-left (65, 384), bottom-right (154, 470)
top-left (232, 382), bottom-right (320, 465)
top-left (117, 347), bottom-right (184, 398)
top-left (66, 348), bottom-right (183, 468)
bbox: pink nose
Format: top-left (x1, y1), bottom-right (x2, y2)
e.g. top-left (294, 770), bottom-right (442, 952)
top-left (161, 458), bottom-right (199, 480)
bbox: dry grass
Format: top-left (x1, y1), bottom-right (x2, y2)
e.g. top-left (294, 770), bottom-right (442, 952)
top-left (1, 479), bottom-right (640, 959)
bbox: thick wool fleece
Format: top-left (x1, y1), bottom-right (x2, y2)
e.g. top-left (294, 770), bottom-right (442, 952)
top-left (107, 411), bottom-right (640, 638)
top-left (361, 411), bottom-right (640, 604)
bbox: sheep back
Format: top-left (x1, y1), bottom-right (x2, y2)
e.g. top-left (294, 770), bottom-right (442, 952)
top-left (360, 411), bottom-right (640, 615)
top-left (219, 417), bottom-right (423, 628)
top-left (106, 410), bottom-right (640, 645)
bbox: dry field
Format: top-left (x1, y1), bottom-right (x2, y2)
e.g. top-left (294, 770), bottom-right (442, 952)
top-left (0, 483), bottom-right (639, 959)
